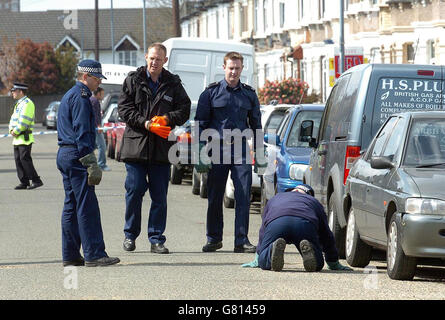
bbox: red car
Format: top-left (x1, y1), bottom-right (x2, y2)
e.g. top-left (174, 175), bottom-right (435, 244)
top-left (104, 105), bottom-right (125, 159)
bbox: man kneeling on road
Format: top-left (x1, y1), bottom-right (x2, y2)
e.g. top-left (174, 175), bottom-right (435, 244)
top-left (242, 184), bottom-right (353, 272)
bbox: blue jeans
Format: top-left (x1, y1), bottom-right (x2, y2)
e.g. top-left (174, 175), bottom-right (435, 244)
top-left (95, 132), bottom-right (107, 169)
top-left (258, 216), bottom-right (324, 271)
top-left (56, 146), bottom-right (107, 262)
top-left (123, 162), bottom-right (170, 244)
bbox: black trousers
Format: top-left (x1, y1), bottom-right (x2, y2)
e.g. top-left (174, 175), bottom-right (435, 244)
top-left (14, 144), bottom-right (41, 185)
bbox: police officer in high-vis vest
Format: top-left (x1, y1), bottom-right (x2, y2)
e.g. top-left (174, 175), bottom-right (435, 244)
top-left (194, 52), bottom-right (266, 253)
top-left (56, 59), bottom-right (119, 267)
top-left (9, 83), bottom-right (43, 190)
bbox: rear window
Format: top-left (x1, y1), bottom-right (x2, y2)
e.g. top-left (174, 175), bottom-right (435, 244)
top-left (373, 78), bottom-right (445, 128)
top-left (265, 110), bottom-right (286, 134)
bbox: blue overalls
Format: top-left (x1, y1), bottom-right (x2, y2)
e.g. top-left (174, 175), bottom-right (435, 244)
top-left (256, 192), bottom-right (339, 271)
top-left (195, 79), bottom-right (262, 247)
top-left (56, 82), bottom-right (108, 262)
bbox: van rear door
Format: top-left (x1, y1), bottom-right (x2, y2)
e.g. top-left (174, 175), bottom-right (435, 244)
top-left (364, 64), bottom-right (444, 148)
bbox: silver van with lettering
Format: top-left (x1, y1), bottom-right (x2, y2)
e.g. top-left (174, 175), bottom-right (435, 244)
top-left (302, 63), bottom-right (445, 257)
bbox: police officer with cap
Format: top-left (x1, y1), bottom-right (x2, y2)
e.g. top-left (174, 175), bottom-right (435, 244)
top-left (194, 51), bottom-right (265, 253)
top-left (56, 59), bottom-right (119, 267)
top-left (9, 82), bottom-right (43, 190)
top-left (242, 184), bottom-right (353, 272)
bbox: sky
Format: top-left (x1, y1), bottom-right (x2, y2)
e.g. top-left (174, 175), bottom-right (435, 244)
top-left (21, 0), bottom-right (169, 11)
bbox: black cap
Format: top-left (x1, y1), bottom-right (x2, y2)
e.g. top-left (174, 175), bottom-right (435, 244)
top-left (10, 82), bottom-right (28, 91)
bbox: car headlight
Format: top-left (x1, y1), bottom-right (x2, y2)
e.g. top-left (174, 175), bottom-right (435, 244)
top-left (405, 198), bottom-right (445, 215)
top-left (289, 164), bottom-right (308, 181)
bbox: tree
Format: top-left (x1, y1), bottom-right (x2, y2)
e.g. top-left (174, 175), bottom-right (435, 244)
top-left (55, 44), bottom-right (79, 93)
top-left (14, 39), bottom-right (60, 95)
top-left (0, 37), bottom-right (20, 95)
top-left (258, 78), bottom-right (310, 105)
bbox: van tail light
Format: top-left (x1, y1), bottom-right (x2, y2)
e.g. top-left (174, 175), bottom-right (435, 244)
top-left (178, 132), bottom-right (191, 144)
top-left (417, 70), bottom-right (434, 76)
top-left (344, 146), bottom-right (361, 185)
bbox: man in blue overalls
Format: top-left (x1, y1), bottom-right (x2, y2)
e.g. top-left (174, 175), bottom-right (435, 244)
top-left (195, 51), bottom-right (264, 253)
top-left (242, 184), bottom-right (353, 272)
top-left (57, 59), bottom-right (120, 267)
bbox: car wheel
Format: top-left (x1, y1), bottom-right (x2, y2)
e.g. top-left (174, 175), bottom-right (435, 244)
top-left (345, 207), bottom-right (372, 267)
top-left (108, 138), bottom-right (115, 159)
top-left (260, 179), bottom-right (268, 217)
top-left (191, 169), bottom-right (200, 195)
top-left (223, 190), bottom-right (235, 208)
top-left (328, 196), bottom-right (346, 259)
top-left (387, 214), bottom-right (417, 280)
top-left (170, 164), bottom-right (183, 185)
top-left (199, 173), bottom-right (208, 198)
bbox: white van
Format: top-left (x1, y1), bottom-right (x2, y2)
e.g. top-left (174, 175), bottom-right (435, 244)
top-left (162, 37), bottom-right (256, 105)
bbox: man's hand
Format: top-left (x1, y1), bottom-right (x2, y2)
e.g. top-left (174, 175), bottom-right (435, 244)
top-left (327, 261), bottom-right (353, 271)
top-left (79, 152), bottom-right (102, 185)
top-left (151, 115), bottom-right (169, 126)
top-left (254, 148), bottom-right (267, 174)
top-left (242, 253), bottom-right (259, 268)
top-left (145, 121), bottom-right (171, 139)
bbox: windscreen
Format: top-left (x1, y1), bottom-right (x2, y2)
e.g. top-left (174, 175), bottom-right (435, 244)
top-left (374, 78), bottom-right (445, 128)
top-left (404, 118), bottom-right (445, 166)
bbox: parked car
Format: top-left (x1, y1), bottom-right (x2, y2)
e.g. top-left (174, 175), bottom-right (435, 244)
top-left (221, 104), bottom-right (287, 208)
top-left (261, 104), bottom-right (324, 215)
top-left (44, 101), bottom-right (60, 129)
top-left (303, 63), bottom-right (445, 257)
top-left (170, 103), bottom-right (197, 185)
top-left (344, 111), bottom-right (445, 280)
top-left (104, 104), bottom-right (125, 159)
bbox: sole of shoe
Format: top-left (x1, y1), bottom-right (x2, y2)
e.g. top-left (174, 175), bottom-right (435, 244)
top-left (271, 238), bottom-right (286, 271)
top-left (202, 242), bottom-right (223, 252)
top-left (299, 240), bottom-right (318, 272)
top-left (85, 257), bottom-right (120, 267)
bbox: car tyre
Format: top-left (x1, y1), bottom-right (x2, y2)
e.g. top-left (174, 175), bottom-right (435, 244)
top-left (191, 168), bottom-right (200, 195)
top-left (107, 139), bottom-right (115, 159)
top-left (170, 165), bottom-right (183, 185)
top-left (387, 214), bottom-right (417, 280)
top-left (345, 207), bottom-right (372, 267)
top-left (199, 173), bottom-right (208, 198)
top-left (328, 196), bottom-right (346, 259)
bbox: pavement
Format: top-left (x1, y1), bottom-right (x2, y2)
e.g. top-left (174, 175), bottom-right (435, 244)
top-left (0, 125), bottom-right (444, 303)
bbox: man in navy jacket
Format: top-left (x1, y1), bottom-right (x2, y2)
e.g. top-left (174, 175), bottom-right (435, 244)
top-left (243, 184), bottom-right (352, 272)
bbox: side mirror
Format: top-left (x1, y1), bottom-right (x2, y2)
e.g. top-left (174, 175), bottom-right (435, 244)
top-left (299, 120), bottom-right (314, 142)
top-left (370, 156), bottom-right (394, 169)
top-left (308, 137), bottom-right (317, 148)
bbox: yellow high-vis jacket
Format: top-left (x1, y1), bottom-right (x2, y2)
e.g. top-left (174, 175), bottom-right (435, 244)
top-left (8, 96), bottom-right (36, 146)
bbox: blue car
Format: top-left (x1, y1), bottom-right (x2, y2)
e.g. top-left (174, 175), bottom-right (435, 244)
top-left (261, 104), bottom-right (324, 214)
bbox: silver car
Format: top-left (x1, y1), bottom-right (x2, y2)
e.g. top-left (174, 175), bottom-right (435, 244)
top-left (344, 111), bottom-right (445, 280)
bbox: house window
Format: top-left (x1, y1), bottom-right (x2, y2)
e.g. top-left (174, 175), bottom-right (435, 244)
top-left (241, 4), bottom-right (248, 33)
top-left (119, 51), bottom-right (137, 67)
top-left (279, 2), bottom-right (285, 28)
top-left (116, 37), bottom-right (138, 66)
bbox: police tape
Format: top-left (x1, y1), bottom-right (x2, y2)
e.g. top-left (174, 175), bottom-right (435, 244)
top-left (0, 126), bottom-right (126, 139)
